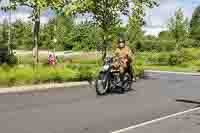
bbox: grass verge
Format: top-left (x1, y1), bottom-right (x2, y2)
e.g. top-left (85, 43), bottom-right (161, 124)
top-left (0, 63), bottom-right (144, 87)
top-left (144, 65), bottom-right (199, 73)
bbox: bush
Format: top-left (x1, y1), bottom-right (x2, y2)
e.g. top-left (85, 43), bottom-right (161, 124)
top-left (179, 39), bottom-right (200, 48)
top-left (130, 40), bottom-right (176, 52)
top-left (168, 52), bottom-right (180, 65)
top-left (184, 48), bottom-right (200, 60)
top-left (34, 66), bottom-right (79, 83)
top-left (68, 64), bottom-right (99, 81)
top-left (130, 39), bottom-right (200, 52)
top-left (147, 52), bottom-right (169, 65)
top-left (168, 49), bottom-right (195, 65)
top-left (179, 39), bottom-right (196, 48)
top-left (0, 56), bottom-right (145, 87)
top-left (11, 66), bottom-right (35, 85)
top-left (0, 67), bottom-right (10, 86)
top-left (7, 55), bottom-right (18, 65)
top-left (191, 60), bottom-right (200, 67)
top-left (133, 65), bottom-right (145, 78)
top-left (179, 49), bottom-right (195, 62)
top-left (146, 49), bottom-right (196, 66)
top-left (0, 64), bottom-right (97, 87)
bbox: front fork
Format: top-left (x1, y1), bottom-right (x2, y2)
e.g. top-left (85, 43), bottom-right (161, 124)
top-left (100, 71), bottom-right (110, 88)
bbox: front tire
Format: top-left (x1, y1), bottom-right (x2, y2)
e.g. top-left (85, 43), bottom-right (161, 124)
top-left (95, 72), bottom-right (109, 95)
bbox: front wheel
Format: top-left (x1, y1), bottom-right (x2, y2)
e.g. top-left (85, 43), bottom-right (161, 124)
top-left (95, 72), bottom-right (109, 95)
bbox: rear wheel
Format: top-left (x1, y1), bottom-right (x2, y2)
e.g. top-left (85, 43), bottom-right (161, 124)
top-left (95, 72), bottom-right (109, 95)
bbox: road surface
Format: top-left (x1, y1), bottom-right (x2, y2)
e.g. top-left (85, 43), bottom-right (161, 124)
top-left (0, 72), bottom-right (200, 133)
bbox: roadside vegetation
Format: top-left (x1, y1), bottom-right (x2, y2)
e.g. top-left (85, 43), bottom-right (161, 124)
top-left (0, 58), bottom-right (144, 87)
top-left (0, 1), bottom-right (200, 86)
top-left (137, 48), bottom-right (200, 72)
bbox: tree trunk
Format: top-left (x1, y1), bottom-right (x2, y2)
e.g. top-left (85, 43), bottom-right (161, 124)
top-left (33, 7), bottom-right (40, 65)
top-left (102, 37), bottom-right (107, 61)
top-left (8, 6), bottom-right (12, 55)
top-left (102, 47), bottom-right (107, 61)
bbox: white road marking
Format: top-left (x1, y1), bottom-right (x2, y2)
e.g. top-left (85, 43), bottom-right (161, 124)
top-left (145, 70), bottom-right (200, 76)
top-left (111, 107), bottom-right (200, 133)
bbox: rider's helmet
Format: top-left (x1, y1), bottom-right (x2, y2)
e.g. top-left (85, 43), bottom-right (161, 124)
top-left (117, 38), bottom-right (126, 48)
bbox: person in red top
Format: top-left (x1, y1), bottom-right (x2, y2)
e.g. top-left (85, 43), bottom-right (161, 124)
top-left (48, 54), bottom-right (56, 65)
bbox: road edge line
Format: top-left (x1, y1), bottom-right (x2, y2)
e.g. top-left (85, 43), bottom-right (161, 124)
top-left (0, 81), bottom-right (92, 94)
top-left (145, 70), bottom-right (200, 76)
top-left (111, 107), bottom-right (200, 133)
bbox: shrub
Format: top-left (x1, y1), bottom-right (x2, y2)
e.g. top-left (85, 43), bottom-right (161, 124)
top-left (184, 48), bottom-right (200, 60)
top-left (168, 52), bottom-right (184, 65)
top-left (0, 68), bottom-right (10, 86)
top-left (0, 57), bottom-right (145, 87)
top-left (74, 65), bottom-right (97, 81)
top-left (34, 66), bottom-right (79, 83)
top-left (146, 49), bottom-right (195, 66)
top-left (57, 66), bottom-right (79, 81)
top-left (7, 54), bottom-right (18, 66)
top-left (159, 40), bottom-right (175, 51)
top-left (17, 55), bottom-right (33, 65)
top-left (131, 40), bottom-right (176, 52)
top-left (179, 39), bottom-right (196, 48)
top-left (11, 66), bottom-right (35, 85)
top-left (191, 60), bottom-right (200, 67)
top-left (133, 65), bottom-right (145, 78)
top-left (179, 49), bottom-right (195, 62)
top-left (147, 52), bottom-right (169, 65)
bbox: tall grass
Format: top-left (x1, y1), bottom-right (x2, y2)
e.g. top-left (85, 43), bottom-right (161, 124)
top-left (0, 64), bottom-right (99, 87)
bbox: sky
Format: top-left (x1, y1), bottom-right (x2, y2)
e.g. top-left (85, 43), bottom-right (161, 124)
top-left (0, 0), bottom-right (200, 36)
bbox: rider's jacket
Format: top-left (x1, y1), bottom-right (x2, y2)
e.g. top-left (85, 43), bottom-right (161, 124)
top-left (113, 45), bottom-right (133, 69)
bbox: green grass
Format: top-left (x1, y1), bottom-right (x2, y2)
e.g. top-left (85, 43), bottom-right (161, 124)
top-left (144, 65), bottom-right (199, 73)
top-left (136, 48), bottom-right (200, 73)
top-left (0, 64), bottom-right (100, 87)
top-left (0, 62), bottom-right (144, 87)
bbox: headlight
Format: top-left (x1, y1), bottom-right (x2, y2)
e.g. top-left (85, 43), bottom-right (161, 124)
top-left (103, 65), bottom-right (109, 71)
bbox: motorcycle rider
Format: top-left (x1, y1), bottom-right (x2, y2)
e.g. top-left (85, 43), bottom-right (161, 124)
top-left (112, 38), bottom-right (134, 85)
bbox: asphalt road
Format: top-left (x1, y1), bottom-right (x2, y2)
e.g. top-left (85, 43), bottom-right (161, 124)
top-left (0, 72), bottom-right (200, 133)
top-left (124, 108), bottom-right (200, 133)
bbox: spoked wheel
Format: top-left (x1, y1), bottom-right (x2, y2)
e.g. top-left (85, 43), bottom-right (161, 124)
top-left (95, 73), bottom-right (109, 95)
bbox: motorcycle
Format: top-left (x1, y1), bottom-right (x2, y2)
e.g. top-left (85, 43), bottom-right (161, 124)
top-left (95, 56), bottom-right (133, 95)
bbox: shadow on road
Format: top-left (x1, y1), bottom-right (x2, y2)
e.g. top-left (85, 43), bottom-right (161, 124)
top-left (176, 99), bottom-right (200, 106)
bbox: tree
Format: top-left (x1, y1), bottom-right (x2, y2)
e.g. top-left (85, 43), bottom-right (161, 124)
top-left (54, 16), bottom-right (74, 50)
top-left (12, 20), bottom-right (32, 49)
top-left (63, 0), bottom-right (158, 59)
top-left (190, 5), bottom-right (200, 41)
top-left (13, 20), bottom-right (25, 49)
top-left (1, 0), bottom-right (67, 64)
top-left (69, 22), bottom-right (102, 51)
top-left (1, 19), bottom-right (9, 46)
top-left (158, 31), bottom-right (173, 40)
top-left (168, 8), bottom-right (189, 50)
top-left (40, 15), bottom-right (74, 51)
top-left (127, 0), bottom-right (156, 44)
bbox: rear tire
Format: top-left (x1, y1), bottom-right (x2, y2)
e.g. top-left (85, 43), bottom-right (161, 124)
top-left (95, 72), bottom-right (109, 95)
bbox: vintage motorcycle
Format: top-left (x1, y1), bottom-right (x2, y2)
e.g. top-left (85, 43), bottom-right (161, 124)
top-left (95, 56), bottom-right (132, 95)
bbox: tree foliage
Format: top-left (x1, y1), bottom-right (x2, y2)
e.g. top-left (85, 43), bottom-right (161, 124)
top-left (62, 0), bottom-right (158, 59)
top-left (158, 31), bottom-right (173, 40)
top-left (190, 5), bottom-right (200, 41)
top-left (1, 0), bottom-right (68, 64)
top-left (168, 8), bottom-right (189, 43)
top-left (128, 0), bottom-right (158, 44)
top-left (0, 19), bottom-right (9, 47)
